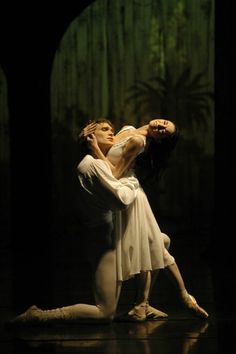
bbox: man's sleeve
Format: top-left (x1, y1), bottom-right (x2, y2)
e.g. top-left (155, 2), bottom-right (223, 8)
top-left (92, 159), bottom-right (139, 206)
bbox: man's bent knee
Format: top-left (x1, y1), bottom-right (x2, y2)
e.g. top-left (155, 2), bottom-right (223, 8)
top-left (97, 304), bottom-right (116, 321)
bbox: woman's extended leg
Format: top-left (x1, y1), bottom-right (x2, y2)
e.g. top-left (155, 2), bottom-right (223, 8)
top-left (127, 271), bottom-right (168, 321)
top-left (164, 262), bottom-right (208, 318)
top-left (143, 233), bottom-right (208, 319)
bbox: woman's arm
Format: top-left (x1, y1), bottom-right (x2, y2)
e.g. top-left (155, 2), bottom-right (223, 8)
top-left (80, 123), bottom-right (145, 178)
top-left (111, 136), bottom-right (145, 178)
top-left (86, 134), bottom-right (116, 174)
top-left (87, 133), bottom-right (145, 179)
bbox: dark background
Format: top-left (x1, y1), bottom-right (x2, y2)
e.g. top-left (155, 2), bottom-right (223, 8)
top-left (0, 0), bottom-right (235, 315)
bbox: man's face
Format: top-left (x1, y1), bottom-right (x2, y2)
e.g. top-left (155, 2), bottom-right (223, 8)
top-left (94, 122), bottom-right (115, 148)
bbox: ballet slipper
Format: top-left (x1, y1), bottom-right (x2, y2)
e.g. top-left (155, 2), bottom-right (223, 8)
top-left (8, 305), bottom-right (43, 326)
top-left (181, 290), bottom-right (209, 319)
top-left (127, 304), bottom-right (147, 322)
top-left (145, 304), bottom-right (168, 320)
top-left (8, 305), bottom-right (66, 326)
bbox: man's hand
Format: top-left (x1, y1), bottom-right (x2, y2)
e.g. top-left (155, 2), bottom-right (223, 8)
top-left (86, 133), bottom-right (99, 152)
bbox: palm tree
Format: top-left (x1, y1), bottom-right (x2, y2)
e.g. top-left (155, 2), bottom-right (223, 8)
top-left (125, 65), bottom-right (214, 130)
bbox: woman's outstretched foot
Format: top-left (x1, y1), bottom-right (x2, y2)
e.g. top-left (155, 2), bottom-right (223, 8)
top-left (127, 304), bottom-right (147, 321)
top-left (115, 304), bottom-right (146, 322)
top-left (126, 302), bottom-right (168, 321)
top-left (181, 290), bottom-right (208, 319)
top-left (145, 304), bottom-right (168, 320)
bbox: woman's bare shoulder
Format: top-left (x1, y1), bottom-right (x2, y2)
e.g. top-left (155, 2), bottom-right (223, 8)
top-left (115, 125), bottom-right (137, 141)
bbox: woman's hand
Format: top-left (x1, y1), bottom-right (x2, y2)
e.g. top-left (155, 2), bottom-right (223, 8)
top-left (79, 122), bottom-right (97, 140)
top-left (86, 133), bottom-right (116, 173)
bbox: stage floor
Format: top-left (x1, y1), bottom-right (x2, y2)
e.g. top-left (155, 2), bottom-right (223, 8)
top-left (1, 229), bottom-right (235, 354)
top-left (1, 305), bottom-right (235, 354)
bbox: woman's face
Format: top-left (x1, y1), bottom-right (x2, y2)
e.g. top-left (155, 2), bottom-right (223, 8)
top-left (148, 119), bottom-right (176, 139)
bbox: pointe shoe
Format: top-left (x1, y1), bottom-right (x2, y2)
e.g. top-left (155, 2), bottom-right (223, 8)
top-left (145, 305), bottom-right (168, 320)
top-left (127, 304), bottom-right (147, 322)
top-left (8, 305), bottom-right (42, 326)
top-left (181, 291), bottom-right (208, 319)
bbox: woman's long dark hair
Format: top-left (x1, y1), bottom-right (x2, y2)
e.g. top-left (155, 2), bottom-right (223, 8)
top-left (135, 126), bottom-right (180, 186)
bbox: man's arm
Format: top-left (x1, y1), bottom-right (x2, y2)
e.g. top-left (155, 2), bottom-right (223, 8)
top-left (77, 155), bottom-right (139, 207)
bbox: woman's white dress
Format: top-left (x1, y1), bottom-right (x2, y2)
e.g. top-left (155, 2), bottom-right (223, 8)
top-left (107, 126), bottom-right (175, 281)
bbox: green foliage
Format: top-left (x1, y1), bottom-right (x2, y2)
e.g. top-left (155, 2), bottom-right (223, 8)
top-left (125, 65), bottom-right (214, 130)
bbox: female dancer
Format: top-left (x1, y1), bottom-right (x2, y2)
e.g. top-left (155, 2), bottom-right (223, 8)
top-left (83, 118), bottom-right (208, 320)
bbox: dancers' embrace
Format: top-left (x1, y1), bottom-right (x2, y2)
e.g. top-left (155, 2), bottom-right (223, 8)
top-left (9, 118), bottom-right (208, 326)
